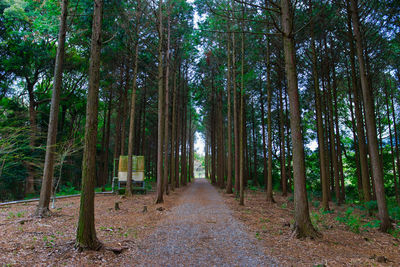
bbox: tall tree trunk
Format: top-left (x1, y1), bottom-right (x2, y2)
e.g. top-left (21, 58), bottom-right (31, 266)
top-left (113, 67), bottom-right (125, 161)
top-left (347, 3), bottom-right (371, 202)
top-left (322, 84), bottom-right (332, 199)
top-left (120, 66), bottom-right (129, 156)
top-left (189, 114), bottom-right (195, 182)
top-left (26, 80), bottom-right (37, 195)
top-left (181, 81), bottom-right (188, 186)
top-left (233, 32), bottom-right (240, 195)
top-left (279, 81), bottom-right (287, 197)
top-left (175, 71), bottom-right (181, 188)
top-left (266, 38), bottom-right (274, 202)
top-left (239, 17), bottom-right (245, 206)
top-left (171, 69), bottom-right (177, 191)
top-left (309, 0), bottom-right (329, 210)
top-left (347, 69), bottom-right (363, 199)
top-left (163, 13), bottom-right (171, 195)
top-left (103, 89), bottom-right (112, 187)
top-left (260, 79), bottom-right (268, 190)
top-left (332, 60), bottom-right (345, 202)
top-left (281, 0), bottom-right (319, 238)
top-left (35, 0), bottom-right (68, 217)
top-left (126, 24), bottom-right (140, 197)
top-left (76, 0), bottom-right (103, 250)
top-left (217, 87), bottom-right (224, 188)
top-left (284, 87), bottom-right (292, 191)
top-left (226, 30), bottom-right (233, 194)
top-left (140, 81), bottom-right (147, 155)
top-left (385, 83), bottom-right (400, 204)
top-left (155, 0), bottom-right (164, 204)
top-left (391, 92), bottom-right (400, 206)
top-left (324, 38), bottom-right (341, 205)
top-left (251, 104), bottom-right (258, 186)
top-left (350, 0), bottom-right (390, 232)
top-left (210, 72), bottom-right (217, 185)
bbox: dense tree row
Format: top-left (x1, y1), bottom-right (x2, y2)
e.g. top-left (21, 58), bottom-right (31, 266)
top-left (1, 0), bottom-right (196, 248)
top-left (1, 0), bottom-right (400, 249)
top-left (195, 0), bottom-right (399, 237)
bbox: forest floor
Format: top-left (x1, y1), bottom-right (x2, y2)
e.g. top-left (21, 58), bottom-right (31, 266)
top-left (0, 184), bottom-right (187, 266)
top-left (220, 186), bottom-right (400, 266)
top-left (1, 179), bottom-right (399, 266)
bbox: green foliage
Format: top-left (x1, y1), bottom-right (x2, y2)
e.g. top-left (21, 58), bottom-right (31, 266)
top-left (118, 188), bottom-right (126, 195)
top-left (42, 235), bottom-right (56, 248)
top-left (336, 207), bottom-right (383, 233)
top-left (312, 201), bottom-right (320, 208)
top-left (336, 208), bottom-right (362, 233)
top-left (388, 224), bottom-right (400, 238)
top-left (364, 201), bottom-right (378, 214)
top-left (363, 220), bottom-right (381, 229)
top-left (57, 182), bottom-right (80, 196)
top-left (144, 181), bottom-right (152, 191)
top-left (389, 206), bottom-right (400, 220)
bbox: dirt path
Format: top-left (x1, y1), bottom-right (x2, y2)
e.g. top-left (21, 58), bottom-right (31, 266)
top-left (130, 178), bottom-right (277, 266)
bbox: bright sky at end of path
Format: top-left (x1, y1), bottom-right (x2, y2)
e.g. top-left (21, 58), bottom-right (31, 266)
top-left (194, 132), bottom-right (205, 156)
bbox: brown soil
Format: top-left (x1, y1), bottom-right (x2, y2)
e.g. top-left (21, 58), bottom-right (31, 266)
top-left (0, 185), bottom-right (187, 266)
top-left (131, 178), bottom-right (276, 266)
top-left (2, 179), bottom-right (399, 266)
top-left (220, 187), bottom-right (400, 266)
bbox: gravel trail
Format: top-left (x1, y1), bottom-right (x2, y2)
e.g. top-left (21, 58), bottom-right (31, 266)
top-left (133, 178), bottom-right (277, 266)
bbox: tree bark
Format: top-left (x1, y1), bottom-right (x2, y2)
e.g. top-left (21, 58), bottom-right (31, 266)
top-left (281, 0), bottom-right (319, 238)
top-left (266, 38), bottom-right (274, 202)
top-left (232, 32), bottom-right (240, 195)
top-left (324, 38), bottom-right (340, 205)
top-left (260, 79), bottom-right (268, 190)
top-left (309, 0), bottom-right (329, 210)
top-left (385, 83), bottom-right (399, 204)
top-left (181, 80), bottom-right (188, 186)
top-left (171, 68), bottom-right (177, 191)
top-left (76, 0), bottom-right (103, 250)
top-left (279, 80), bottom-right (287, 197)
top-left (25, 78), bottom-right (38, 195)
top-left (350, 0), bottom-right (390, 232)
top-left (102, 88), bottom-right (112, 187)
top-left (251, 104), bottom-right (258, 186)
top-left (391, 92), bottom-right (400, 206)
top-left (156, 0), bottom-right (164, 204)
top-left (120, 66), bottom-right (129, 156)
top-left (332, 59), bottom-right (345, 202)
top-left (346, 3), bottom-right (371, 202)
top-left (217, 87), bottom-right (224, 188)
top-left (226, 30), bottom-right (233, 194)
top-left (163, 13), bottom-right (171, 195)
top-left (239, 16), bottom-right (245, 206)
top-left (126, 20), bottom-right (140, 197)
top-left (347, 68), bottom-right (363, 199)
top-left (36, 0), bottom-right (68, 217)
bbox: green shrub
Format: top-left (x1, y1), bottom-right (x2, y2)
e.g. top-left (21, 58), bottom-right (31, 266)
top-left (336, 207), bottom-right (362, 233)
top-left (389, 206), bottom-right (400, 220)
top-left (312, 201), bottom-right (320, 208)
top-left (145, 182), bottom-right (152, 191)
top-left (118, 188), bottom-right (126, 195)
top-left (58, 182), bottom-right (80, 196)
top-left (389, 224), bottom-right (400, 238)
top-left (364, 200), bottom-right (378, 213)
top-left (362, 219), bottom-right (381, 229)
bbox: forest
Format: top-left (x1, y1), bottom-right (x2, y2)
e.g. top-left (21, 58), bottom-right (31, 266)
top-left (1, 0), bottom-right (400, 265)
